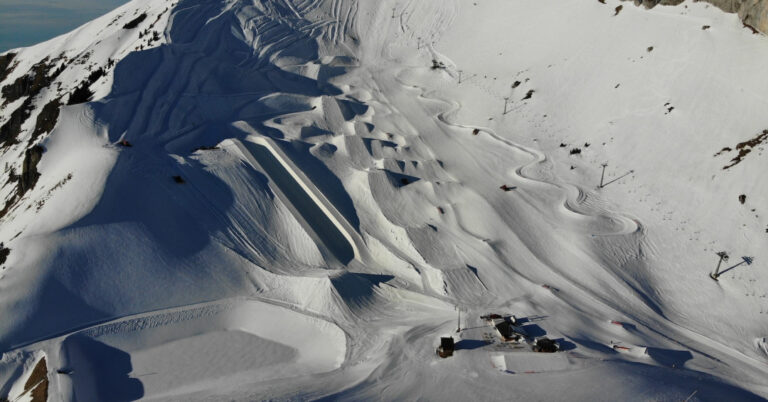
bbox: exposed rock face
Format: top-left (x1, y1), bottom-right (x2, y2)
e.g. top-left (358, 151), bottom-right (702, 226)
top-left (19, 145), bottom-right (44, 195)
top-left (0, 243), bottom-right (9, 266)
top-left (0, 146), bottom-right (43, 221)
top-left (734, 0), bottom-right (768, 33)
top-left (0, 52), bottom-right (16, 83)
top-left (629, 0), bottom-right (685, 7)
top-left (625, 0), bottom-right (768, 35)
top-left (1, 58), bottom-right (59, 105)
top-left (0, 58), bottom-right (64, 147)
top-left (30, 99), bottom-right (61, 143)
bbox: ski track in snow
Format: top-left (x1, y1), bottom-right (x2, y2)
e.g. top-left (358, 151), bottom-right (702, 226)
top-left (400, 72), bottom-right (641, 237)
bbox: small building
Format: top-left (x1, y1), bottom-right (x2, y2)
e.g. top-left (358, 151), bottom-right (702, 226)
top-left (486, 315), bottom-right (526, 343)
top-left (495, 321), bottom-right (524, 343)
top-left (436, 337), bottom-right (455, 358)
top-left (533, 337), bottom-right (558, 353)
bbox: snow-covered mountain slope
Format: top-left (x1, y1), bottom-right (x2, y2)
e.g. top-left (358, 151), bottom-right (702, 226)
top-left (623, 0), bottom-right (768, 34)
top-left (1, 0), bottom-right (767, 400)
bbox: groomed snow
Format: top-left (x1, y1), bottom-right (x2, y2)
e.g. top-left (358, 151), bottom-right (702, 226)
top-left (52, 299), bottom-right (345, 400)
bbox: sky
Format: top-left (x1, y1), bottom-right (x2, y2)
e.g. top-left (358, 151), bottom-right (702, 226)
top-left (0, 0), bottom-right (130, 52)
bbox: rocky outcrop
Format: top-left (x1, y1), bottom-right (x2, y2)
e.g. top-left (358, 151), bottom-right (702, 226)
top-left (19, 145), bottom-right (44, 195)
top-left (0, 243), bottom-right (9, 266)
top-left (0, 146), bottom-right (42, 221)
top-left (625, 0), bottom-right (768, 35)
top-left (1, 58), bottom-right (60, 105)
top-left (30, 99), bottom-right (61, 144)
top-left (0, 99), bottom-right (33, 147)
top-left (67, 68), bottom-right (105, 105)
top-left (0, 52), bottom-right (16, 83)
top-left (628, 0), bottom-right (684, 7)
top-left (0, 58), bottom-right (65, 147)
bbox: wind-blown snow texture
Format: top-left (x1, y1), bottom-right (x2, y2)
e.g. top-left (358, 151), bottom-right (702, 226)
top-left (1, 0), bottom-right (767, 400)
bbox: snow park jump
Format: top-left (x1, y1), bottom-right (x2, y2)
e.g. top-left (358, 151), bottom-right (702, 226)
top-left (231, 135), bottom-right (360, 266)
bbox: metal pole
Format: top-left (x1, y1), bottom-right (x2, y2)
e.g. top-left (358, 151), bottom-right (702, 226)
top-left (714, 256), bottom-right (723, 277)
top-left (392, 7), bottom-right (396, 18)
top-left (458, 70), bottom-right (462, 84)
top-left (599, 163), bottom-right (608, 188)
top-left (713, 252), bottom-right (728, 278)
top-left (503, 97), bottom-right (509, 114)
top-left (456, 307), bottom-right (461, 332)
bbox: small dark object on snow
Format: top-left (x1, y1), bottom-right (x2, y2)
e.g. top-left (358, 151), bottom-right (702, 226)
top-left (472, 128), bottom-right (480, 135)
top-left (647, 46), bottom-right (654, 52)
top-left (739, 194), bottom-right (747, 204)
top-left (495, 320), bottom-right (524, 342)
top-left (512, 80), bottom-right (521, 88)
top-left (533, 337), bottom-right (558, 353)
top-left (431, 59), bottom-right (446, 70)
top-left (172, 175), bottom-right (185, 184)
top-left (437, 337), bottom-right (455, 358)
top-left (68, 82), bottom-right (94, 105)
top-left (702, 25), bottom-right (711, 30)
top-left (118, 139), bottom-right (132, 147)
top-left (614, 5), bottom-right (623, 16)
top-left (570, 148), bottom-right (582, 155)
top-left (437, 206), bottom-right (445, 215)
top-left (570, 165), bottom-right (575, 170)
top-left (584, 142), bottom-right (590, 147)
top-left (500, 185), bottom-right (516, 191)
top-left (559, 143), bottom-right (567, 148)
top-left (0, 243), bottom-right (9, 266)
top-left (123, 13), bottom-right (147, 29)
top-left (598, 0), bottom-right (605, 3)
top-left (522, 89), bottom-right (534, 100)
top-left (193, 145), bottom-right (218, 152)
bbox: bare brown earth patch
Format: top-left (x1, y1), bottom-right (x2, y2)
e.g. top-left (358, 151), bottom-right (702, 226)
top-left (715, 129), bottom-right (768, 169)
top-left (23, 357), bottom-right (49, 402)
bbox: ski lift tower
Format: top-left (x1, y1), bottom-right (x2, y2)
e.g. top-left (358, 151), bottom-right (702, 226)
top-left (710, 251), bottom-right (729, 280)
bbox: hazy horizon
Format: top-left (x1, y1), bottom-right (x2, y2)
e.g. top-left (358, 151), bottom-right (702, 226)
top-left (0, 0), bottom-right (130, 52)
